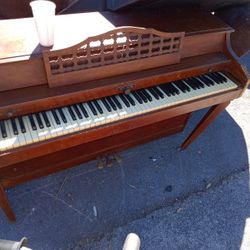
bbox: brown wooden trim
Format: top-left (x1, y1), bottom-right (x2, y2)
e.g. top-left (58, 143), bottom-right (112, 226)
top-left (0, 53), bottom-right (230, 119)
top-left (224, 33), bottom-right (250, 95)
top-left (0, 184), bottom-right (16, 222)
top-left (181, 102), bottom-right (230, 149)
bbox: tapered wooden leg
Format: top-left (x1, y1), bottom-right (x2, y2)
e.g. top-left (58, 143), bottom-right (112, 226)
top-left (0, 184), bottom-right (16, 222)
top-left (181, 102), bottom-right (230, 150)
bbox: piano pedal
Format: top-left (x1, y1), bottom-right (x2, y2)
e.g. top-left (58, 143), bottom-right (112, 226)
top-left (106, 155), bottom-right (113, 167)
top-left (96, 154), bottom-right (113, 169)
top-left (97, 156), bottom-right (107, 169)
top-left (96, 153), bottom-right (123, 169)
top-left (112, 152), bottom-right (123, 164)
top-left (107, 152), bottom-right (123, 166)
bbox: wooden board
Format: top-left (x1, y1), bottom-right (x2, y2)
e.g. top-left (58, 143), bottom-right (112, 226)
top-left (0, 113), bottom-right (190, 188)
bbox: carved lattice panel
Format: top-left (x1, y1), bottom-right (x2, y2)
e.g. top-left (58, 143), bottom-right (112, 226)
top-left (43, 27), bottom-right (185, 87)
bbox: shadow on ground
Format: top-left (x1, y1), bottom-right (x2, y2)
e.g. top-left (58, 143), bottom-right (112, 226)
top-left (0, 105), bottom-right (249, 250)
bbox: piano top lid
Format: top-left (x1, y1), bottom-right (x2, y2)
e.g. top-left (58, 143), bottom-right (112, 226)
top-left (0, 7), bottom-right (233, 64)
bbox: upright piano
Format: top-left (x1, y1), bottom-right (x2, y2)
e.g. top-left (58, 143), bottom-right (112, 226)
top-left (0, 7), bottom-right (249, 222)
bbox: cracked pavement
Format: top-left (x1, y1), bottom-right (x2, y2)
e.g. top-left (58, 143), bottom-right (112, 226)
top-left (0, 55), bottom-right (249, 249)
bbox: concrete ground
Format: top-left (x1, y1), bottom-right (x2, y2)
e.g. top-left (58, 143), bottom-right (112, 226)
top-left (0, 54), bottom-right (249, 249)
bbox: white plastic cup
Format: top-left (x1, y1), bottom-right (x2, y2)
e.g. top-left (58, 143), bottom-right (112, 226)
top-left (30, 0), bottom-right (56, 47)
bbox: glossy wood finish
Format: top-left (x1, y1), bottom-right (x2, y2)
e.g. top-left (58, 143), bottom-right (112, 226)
top-left (0, 53), bottom-right (230, 120)
top-left (0, 8), bottom-right (233, 92)
top-left (43, 27), bottom-right (184, 87)
top-left (0, 7), bottom-right (249, 222)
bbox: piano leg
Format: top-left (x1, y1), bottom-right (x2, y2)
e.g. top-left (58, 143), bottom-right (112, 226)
top-left (0, 184), bottom-right (16, 222)
top-left (181, 102), bottom-right (230, 149)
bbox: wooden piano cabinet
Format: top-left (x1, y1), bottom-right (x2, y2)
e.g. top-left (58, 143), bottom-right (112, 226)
top-left (0, 7), bottom-right (249, 223)
top-left (0, 8), bottom-right (233, 92)
top-left (0, 113), bottom-right (190, 222)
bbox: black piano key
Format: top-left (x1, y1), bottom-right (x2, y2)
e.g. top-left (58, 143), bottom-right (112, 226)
top-left (10, 118), bottom-right (18, 135)
top-left (111, 96), bottom-right (122, 109)
top-left (141, 89), bottom-right (153, 101)
top-left (207, 73), bottom-right (220, 84)
top-left (73, 104), bottom-right (83, 119)
top-left (18, 117), bottom-right (26, 133)
top-left (78, 104), bottom-right (89, 118)
top-left (159, 85), bottom-right (168, 96)
top-left (0, 120), bottom-right (7, 138)
top-left (106, 97), bottom-right (117, 111)
top-left (189, 78), bottom-right (201, 89)
top-left (67, 106), bottom-right (77, 121)
top-left (203, 75), bottom-right (214, 85)
top-left (52, 109), bottom-right (61, 125)
top-left (93, 100), bottom-right (104, 114)
top-left (181, 80), bottom-right (191, 91)
top-left (191, 77), bottom-right (205, 88)
top-left (148, 87), bottom-right (160, 99)
top-left (41, 112), bottom-right (51, 127)
top-left (160, 84), bottom-right (174, 96)
top-left (213, 72), bottom-right (224, 83)
top-left (185, 78), bottom-right (199, 90)
top-left (198, 75), bottom-right (213, 86)
top-left (58, 108), bottom-right (67, 123)
top-left (35, 113), bottom-right (44, 129)
top-left (216, 72), bottom-right (227, 82)
top-left (119, 94), bottom-right (130, 107)
top-left (170, 83), bottom-right (180, 94)
top-left (87, 101), bottom-right (98, 115)
top-left (28, 115), bottom-right (37, 130)
top-left (132, 92), bottom-right (143, 104)
top-left (173, 81), bottom-right (185, 93)
top-left (210, 72), bottom-right (222, 84)
top-left (174, 80), bottom-right (190, 93)
top-left (153, 87), bottom-right (165, 98)
top-left (137, 90), bottom-right (148, 102)
top-left (125, 94), bottom-right (136, 106)
top-left (101, 98), bottom-right (112, 112)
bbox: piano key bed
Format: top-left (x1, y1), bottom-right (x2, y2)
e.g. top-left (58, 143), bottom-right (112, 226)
top-left (0, 72), bottom-right (238, 152)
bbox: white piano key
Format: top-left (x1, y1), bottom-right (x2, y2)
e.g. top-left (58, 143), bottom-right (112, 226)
top-left (76, 104), bottom-right (93, 129)
top-left (127, 93), bottom-right (145, 115)
top-left (22, 116), bottom-right (38, 143)
top-left (92, 101), bottom-right (107, 125)
top-left (32, 114), bottom-right (48, 141)
top-left (83, 104), bottom-right (96, 128)
top-left (3, 120), bottom-right (19, 149)
top-left (67, 106), bottom-right (83, 130)
top-left (115, 96), bottom-right (132, 118)
top-left (15, 118), bottom-right (26, 146)
top-left (95, 100), bottom-right (114, 123)
top-left (54, 110), bottom-right (70, 135)
top-left (39, 113), bottom-right (53, 140)
top-left (0, 120), bottom-right (15, 150)
top-left (62, 107), bottom-right (79, 133)
top-left (129, 94), bottom-right (149, 115)
top-left (46, 111), bottom-right (61, 137)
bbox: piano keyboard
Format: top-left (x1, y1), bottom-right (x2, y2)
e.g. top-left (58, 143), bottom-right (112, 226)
top-left (0, 72), bottom-right (238, 152)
